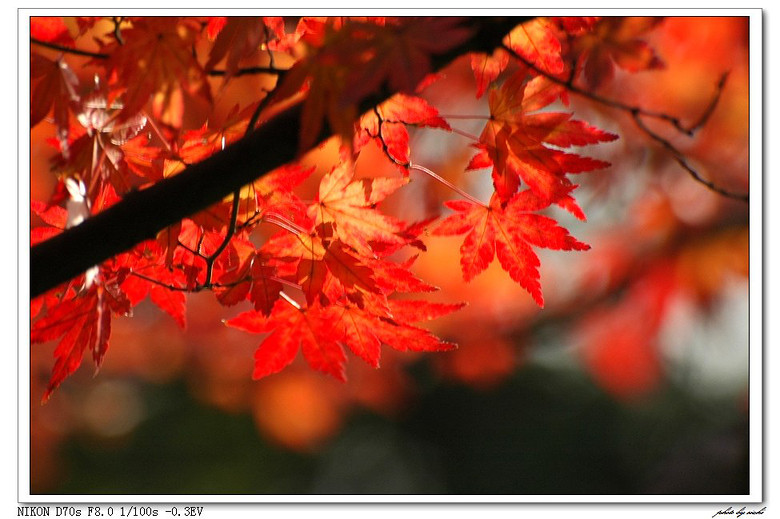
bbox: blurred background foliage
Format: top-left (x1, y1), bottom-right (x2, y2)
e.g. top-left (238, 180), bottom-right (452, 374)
top-left (29, 16), bottom-right (750, 495)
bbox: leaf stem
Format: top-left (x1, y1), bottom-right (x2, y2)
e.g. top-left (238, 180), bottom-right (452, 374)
top-left (409, 163), bottom-right (487, 207)
top-left (262, 212), bottom-right (307, 236)
top-left (448, 126), bottom-right (483, 143)
top-left (279, 290), bottom-right (302, 311)
top-left (439, 114), bottom-right (491, 121)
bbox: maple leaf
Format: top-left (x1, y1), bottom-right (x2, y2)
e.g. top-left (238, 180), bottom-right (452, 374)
top-left (330, 298), bottom-right (461, 368)
top-left (470, 49), bottom-right (510, 99)
top-left (433, 191), bottom-right (590, 306)
top-left (309, 162), bottom-right (411, 256)
top-left (100, 17), bottom-right (210, 124)
top-left (48, 87), bottom-right (153, 197)
top-left (355, 93), bottom-right (451, 171)
top-left (212, 236), bottom-right (255, 307)
top-left (31, 17), bottom-right (75, 45)
top-left (31, 200), bottom-right (67, 245)
top-left (571, 17), bottom-right (665, 89)
top-left (252, 163), bottom-right (315, 229)
top-left (470, 18), bottom-right (564, 99)
top-left (248, 252), bottom-right (284, 316)
top-left (338, 18), bottom-right (473, 105)
top-left (31, 53), bottom-right (79, 132)
top-left (31, 272), bottom-right (131, 402)
top-left (205, 16), bottom-right (285, 80)
top-left (472, 71), bottom-right (617, 204)
top-left (270, 21), bottom-right (367, 152)
top-left (262, 225), bottom-right (382, 308)
top-left (227, 300), bottom-right (347, 381)
top-left (503, 18), bottom-right (564, 76)
top-left (227, 291), bottom-right (462, 378)
top-left (117, 262), bottom-right (190, 327)
top-left (274, 17), bottom-right (469, 152)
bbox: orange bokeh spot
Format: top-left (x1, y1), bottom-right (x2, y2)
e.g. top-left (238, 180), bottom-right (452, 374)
top-left (250, 370), bottom-right (346, 452)
top-left (581, 318), bottom-right (663, 401)
top-left (434, 333), bottom-right (519, 390)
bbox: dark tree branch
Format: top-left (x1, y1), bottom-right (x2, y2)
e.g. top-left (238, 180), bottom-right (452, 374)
top-left (30, 37), bottom-right (109, 59)
top-left (208, 66), bottom-right (287, 77)
top-left (202, 95), bottom-right (271, 288)
top-left (30, 17), bottom-right (529, 298)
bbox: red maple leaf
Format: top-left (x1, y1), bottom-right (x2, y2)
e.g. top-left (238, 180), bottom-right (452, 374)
top-left (31, 271), bottom-right (131, 402)
top-left (570, 17), bottom-right (665, 89)
top-left (433, 190), bottom-right (590, 306)
top-left (471, 71), bottom-right (617, 204)
top-left (31, 17), bottom-right (75, 45)
top-left (309, 162), bottom-right (411, 256)
top-left (503, 18), bottom-right (564, 76)
top-left (330, 298), bottom-right (461, 368)
top-left (100, 17), bottom-right (210, 124)
top-left (355, 93), bottom-right (451, 171)
top-left (31, 53), bottom-right (79, 131)
top-left (226, 299), bottom-right (347, 381)
top-left (274, 17), bottom-right (469, 151)
top-left (470, 49), bottom-right (510, 99)
top-left (205, 17), bottom-right (285, 80)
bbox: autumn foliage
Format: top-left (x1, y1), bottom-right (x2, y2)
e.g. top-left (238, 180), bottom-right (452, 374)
top-left (29, 14), bottom-right (749, 416)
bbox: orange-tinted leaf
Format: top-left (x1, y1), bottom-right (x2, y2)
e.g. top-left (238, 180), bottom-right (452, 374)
top-left (276, 18), bottom-right (469, 152)
top-left (573, 17), bottom-right (665, 89)
top-left (248, 252), bottom-right (284, 316)
top-left (473, 71), bottom-right (617, 203)
top-left (228, 300), bottom-right (347, 381)
top-left (102, 17), bottom-right (210, 122)
top-left (470, 49), bottom-right (510, 98)
top-left (32, 275), bottom-right (131, 402)
top-left (355, 93), bottom-right (450, 171)
top-left (31, 53), bottom-right (79, 130)
top-left (214, 240), bottom-right (254, 307)
top-left (310, 163), bottom-right (409, 255)
top-left (331, 299), bottom-right (459, 368)
top-left (504, 18), bottom-right (564, 75)
top-left (433, 191), bottom-right (589, 306)
top-left (339, 18), bottom-right (473, 104)
top-left (31, 17), bottom-right (74, 45)
top-left (150, 284), bottom-right (187, 328)
top-left (205, 17), bottom-right (284, 79)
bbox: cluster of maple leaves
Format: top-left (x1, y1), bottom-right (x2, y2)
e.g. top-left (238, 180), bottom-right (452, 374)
top-left (30, 16), bottom-right (665, 402)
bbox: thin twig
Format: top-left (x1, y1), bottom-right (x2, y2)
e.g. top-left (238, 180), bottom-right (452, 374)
top-left (201, 73), bottom-right (288, 288)
top-left (448, 126), bottom-right (483, 143)
top-left (505, 44), bottom-right (726, 137)
top-left (31, 38), bottom-right (109, 59)
top-left (129, 270), bottom-right (190, 292)
top-left (203, 137), bottom-right (241, 288)
top-left (263, 211), bottom-right (307, 236)
top-left (502, 44), bottom-right (746, 202)
top-left (208, 66), bottom-right (288, 78)
top-left (632, 114), bottom-right (749, 202)
top-left (112, 17), bottom-right (125, 45)
top-left (176, 239), bottom-right (206, 259)
top-left (686, 72), bottom-right (730, 133)
top-left (31, 37), bottom-right (290, 78)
